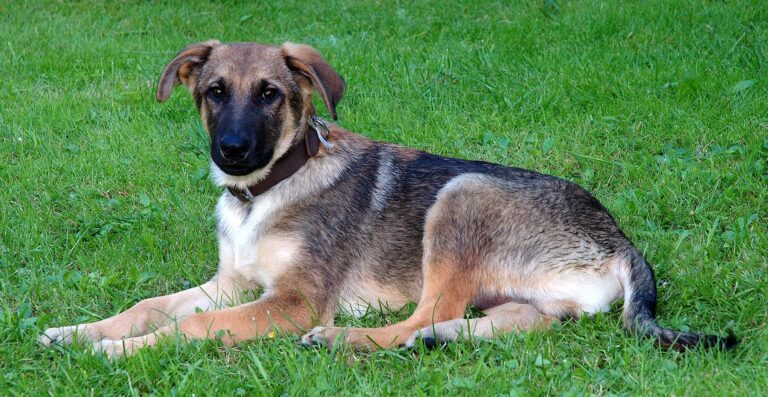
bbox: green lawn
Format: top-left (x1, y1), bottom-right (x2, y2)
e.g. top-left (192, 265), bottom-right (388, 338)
top-left (1, 0), bottom-right (766, 395)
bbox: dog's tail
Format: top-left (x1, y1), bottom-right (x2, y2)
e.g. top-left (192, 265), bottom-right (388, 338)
top-left (619, 247), bottom-right (738, 351)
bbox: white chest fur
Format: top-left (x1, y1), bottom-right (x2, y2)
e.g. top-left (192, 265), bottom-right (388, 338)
top-left (215, 192), bottom-right (298, 289)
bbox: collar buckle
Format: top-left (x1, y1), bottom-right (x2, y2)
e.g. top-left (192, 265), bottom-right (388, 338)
top-left (309, 115), bottom-right (334, 149)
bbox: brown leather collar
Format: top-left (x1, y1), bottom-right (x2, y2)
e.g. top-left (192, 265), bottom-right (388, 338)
top-left (226, 122), bottom-right (321, 202)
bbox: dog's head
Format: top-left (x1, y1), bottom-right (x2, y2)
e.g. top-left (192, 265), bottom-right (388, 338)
top-left (156, 40), bottom-right (344, 179)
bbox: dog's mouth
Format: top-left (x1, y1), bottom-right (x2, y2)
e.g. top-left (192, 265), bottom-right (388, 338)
top-left (213, 158), bottom-right (264, 176)
top-left (215, 163), bottom-right (256, 176)
top-left (212, 149), bottom-right (274, 176)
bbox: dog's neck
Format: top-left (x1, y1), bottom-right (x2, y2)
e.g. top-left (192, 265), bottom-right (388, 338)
top-left (226, 117), bottom-right (327, 202)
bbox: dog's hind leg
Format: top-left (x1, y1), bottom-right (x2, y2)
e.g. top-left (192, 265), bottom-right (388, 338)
top-left (39, 276), bottom-right (251, 346)
top-left (302, 176), bottom-right (506, 350)
top-left (403, 302), bottom-right (557, 348)
top-left (302, 259), bottom-right (475, 350)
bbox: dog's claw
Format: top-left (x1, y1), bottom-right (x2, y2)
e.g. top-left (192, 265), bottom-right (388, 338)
top-left (300, 326), bottom-right (352, 348)
top-left (300, 326), bottom-right (328, 347)
top-left (421, 336), bottom-right (438, 349)
top-left (403, 325), bottom-right (457, 350)
top-left (38, 331), bottom-right (57, 347)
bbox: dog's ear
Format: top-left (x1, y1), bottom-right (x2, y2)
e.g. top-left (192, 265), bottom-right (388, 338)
top-left (281, 42), bottom-right (345, 120)
top-left (156, 40), bottom-right (221, 102)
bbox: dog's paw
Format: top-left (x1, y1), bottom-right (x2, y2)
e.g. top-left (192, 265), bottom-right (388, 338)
top-left (300, 326), bottom-right (348, 347)
top-left (91, 338), bottom-right (145, 360)
top-left (403, 320), bottom-right (467, 349)
top-left (38, 325), bottom-right (96, 347)
top-left (403, 326), bottom-right (440, 349)
top-left (92, 339), bottom-right (129, 360)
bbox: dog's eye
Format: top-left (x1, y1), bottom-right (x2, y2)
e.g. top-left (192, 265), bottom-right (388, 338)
top-left (208, 86), bottom-right (225, 100)
top-left (261, 89), bottom-right (277, 102)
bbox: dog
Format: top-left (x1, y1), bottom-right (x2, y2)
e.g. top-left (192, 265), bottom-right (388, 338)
top-left (39, 40), bottom-right (736, 358)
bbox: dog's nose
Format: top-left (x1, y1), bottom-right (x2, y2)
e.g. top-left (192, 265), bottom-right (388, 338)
top-left (219, 135), bottom-right (249, 161)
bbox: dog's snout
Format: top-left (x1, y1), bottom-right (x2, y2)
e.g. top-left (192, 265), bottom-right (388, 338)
top-left (219, 135), bottom-right (250, 161)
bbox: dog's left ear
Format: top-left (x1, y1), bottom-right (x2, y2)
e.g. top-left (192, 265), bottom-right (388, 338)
top-left (281, 43), bottom-right (345, 120)
top-left (156, 39), bottom-right (221, 102)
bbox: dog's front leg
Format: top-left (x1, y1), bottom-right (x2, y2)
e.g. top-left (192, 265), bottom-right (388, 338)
top-left (39, 276), bottom-right (252, 347)
top-left (94, 288), bottom-right (322, 358)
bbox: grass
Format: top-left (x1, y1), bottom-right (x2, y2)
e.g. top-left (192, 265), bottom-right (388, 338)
top-left (1, 0), bottom-right (766, 395)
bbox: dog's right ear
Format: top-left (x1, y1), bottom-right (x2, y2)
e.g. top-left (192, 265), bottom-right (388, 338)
top-left (156, 40), bottom-right (221, 102)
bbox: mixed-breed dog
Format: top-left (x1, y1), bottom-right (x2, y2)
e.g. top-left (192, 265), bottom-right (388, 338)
top-left (39, 40), bottom-right (737, 358)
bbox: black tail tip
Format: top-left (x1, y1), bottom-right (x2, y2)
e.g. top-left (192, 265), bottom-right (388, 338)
top-left (697, 332), bottom-right (740, 351)
top-left (662, 331), bottom-right (740, 352)
top-left (718, 333), bottom-right (740, 350)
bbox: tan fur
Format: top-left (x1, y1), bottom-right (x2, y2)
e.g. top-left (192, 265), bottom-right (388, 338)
top-left (156, 40), bottom-right (221, 101)
top-left (403, 302), bottom-right (556, 347)
top-left (94, 284), bottom-right (320, 357)
top-left (301, 213), bottom-right (481, 349)
top-left (39, 277), bottom-right (250, 346)
top-left (281, 42), bottom-right (345, 119)
top-left (338, 278), bottom-right (414, 317)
